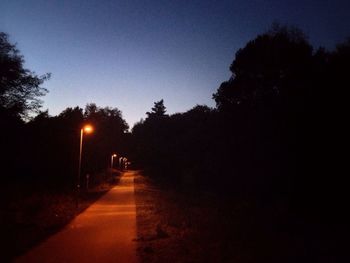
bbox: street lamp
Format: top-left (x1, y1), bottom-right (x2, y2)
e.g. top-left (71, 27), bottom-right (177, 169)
top-left (111, 153), bottom-right (117, 169)
top-left (77, 124), bottom-right (93, 208)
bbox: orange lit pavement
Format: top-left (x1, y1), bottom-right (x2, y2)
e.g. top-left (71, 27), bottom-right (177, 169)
top-left (15, 171), bottom-right (138, 263)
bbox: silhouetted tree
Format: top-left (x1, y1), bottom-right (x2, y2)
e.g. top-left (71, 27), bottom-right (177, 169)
top-left (1, 32), bottom-right (50, 183)
top-left (83, 103), bottom-right (129, 174)
top-left (131, 101), bottom-right (218, 186)
top-left (210, 25), bottom-right (318, 194)
top-left (8, 102), bottom-right (129, 187)
top-left (146, 99), bottom-right (167, 118)
top-left (0, 32), bottom-right (50, 119)
top-left (21, 107), bottom-right (83, 186)
top-left (213, 24), bottom-right (313, 112)
top-left (330, 38), bottom-right (350, 103)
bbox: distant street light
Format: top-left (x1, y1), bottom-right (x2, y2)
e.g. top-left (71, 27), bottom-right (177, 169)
top-left (77, 124), bottom-right (93, 208)
top-left (111, 153), bottom-right (117, 169)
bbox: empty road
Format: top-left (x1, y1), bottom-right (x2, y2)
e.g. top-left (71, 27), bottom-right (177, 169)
top-left (15, 171), bottom-right (139, 263)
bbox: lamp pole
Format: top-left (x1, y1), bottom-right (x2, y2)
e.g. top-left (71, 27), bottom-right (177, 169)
top-left (111, 154), bottom-right (117, 169)
top-left (78, 129), bottom-right (83, 191)
top-left (77, 125), bottom-right (93, 208)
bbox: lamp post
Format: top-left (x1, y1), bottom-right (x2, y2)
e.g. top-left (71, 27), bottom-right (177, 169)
top-left (77, 124), bottom-right (93, 208)
top-left (111, 153), bottom-right (117, 169)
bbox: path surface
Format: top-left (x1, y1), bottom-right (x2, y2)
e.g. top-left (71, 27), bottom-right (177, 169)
top-left (15, 171), bottom-right (138, 263)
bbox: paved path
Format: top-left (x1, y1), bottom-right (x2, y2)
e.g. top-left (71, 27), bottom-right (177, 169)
top-left (15, 171), bottom-right (138, 263)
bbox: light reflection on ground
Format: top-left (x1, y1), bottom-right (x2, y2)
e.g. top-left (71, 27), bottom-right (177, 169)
top-left (15, 171), bottom-right (139, 263)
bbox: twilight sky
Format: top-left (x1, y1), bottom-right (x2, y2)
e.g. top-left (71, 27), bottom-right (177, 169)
top-left (1, 0), bottom-right (349, 126)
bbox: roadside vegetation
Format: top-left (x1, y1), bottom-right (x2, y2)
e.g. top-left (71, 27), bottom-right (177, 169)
top-left (135, 172), bottom-right (336, 263)
top-left (131, 24), bottom-right (346, 262)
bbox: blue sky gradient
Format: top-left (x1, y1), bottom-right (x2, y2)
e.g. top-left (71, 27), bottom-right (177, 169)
top-left (2, 0), bottom-right (349, 126)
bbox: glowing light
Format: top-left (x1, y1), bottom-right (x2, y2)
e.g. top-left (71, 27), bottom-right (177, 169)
top-left (83, 125), bottom-right (93, 133)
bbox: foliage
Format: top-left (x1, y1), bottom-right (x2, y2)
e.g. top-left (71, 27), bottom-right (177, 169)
top-left (131, 102), bottom-right (217, 185)
top-left (146, 99), bottom-right (167, 118)
top-left (129, 24), bottom-right (348, 210)
top-left (83, 103), bottom-right (129, 173)
top-left (3, 102), bottom-right (129, 188)
top-left (0, 32), bottom-right (50, 119)
top-left (213, 24), bottom-right (313, 111)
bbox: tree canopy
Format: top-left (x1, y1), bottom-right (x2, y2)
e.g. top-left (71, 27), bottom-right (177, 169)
top-left (146, 99), bottom-right (167, 118)
top-left (213, 24), bottom-right (313, 112)
top-left (13, 103), bottom-right (129, 185)
top-left (0, 32), bottom-right (50, 119)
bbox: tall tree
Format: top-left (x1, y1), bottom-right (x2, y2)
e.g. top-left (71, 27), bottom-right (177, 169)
top-left (211, 24), bottom-right (320, 197)
top-left (213, 24), bottom-right (313, 112)
top-left (146, 99), bottom-right (167, 118)
top-left (0, 32), bottom-right (50, 119)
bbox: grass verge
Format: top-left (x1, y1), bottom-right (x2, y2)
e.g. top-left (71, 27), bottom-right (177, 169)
top-left (134, 172), bottom-right (335, 263)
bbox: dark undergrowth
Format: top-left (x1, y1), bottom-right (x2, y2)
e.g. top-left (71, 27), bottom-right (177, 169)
top-left (135, 172), bottom-right (340, 263)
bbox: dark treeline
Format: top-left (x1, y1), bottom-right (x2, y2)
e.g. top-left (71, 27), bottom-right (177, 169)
top-left (130, 24), bottom-right (348, 221)
top-left (1, 103), bottom-right (129, 189)
top-left (1, 32), bottom-right (129, 189)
